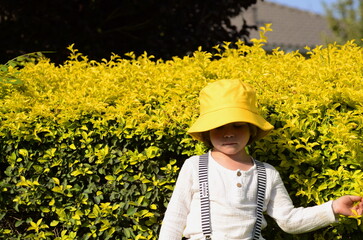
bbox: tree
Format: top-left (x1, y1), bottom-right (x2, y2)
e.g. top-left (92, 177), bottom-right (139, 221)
top-left (0, 0), bottom-right (258, 64)
top-left (324, 0), bottom-right (363, 44)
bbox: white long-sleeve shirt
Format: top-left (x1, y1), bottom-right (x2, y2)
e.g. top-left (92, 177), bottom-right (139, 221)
top-left (159, 151), bottom-right (336, 240)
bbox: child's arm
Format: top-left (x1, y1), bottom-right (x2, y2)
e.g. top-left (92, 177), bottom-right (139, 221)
top-left (332, 195), bottom-right (363, 216)
top-left (266, 170), bottom-right (337, 234)
top-left (159, 158), bottom-right (195, 240)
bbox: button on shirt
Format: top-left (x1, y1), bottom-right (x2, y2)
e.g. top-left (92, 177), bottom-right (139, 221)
top-left (159, 151), bottom-right (336, 240)
top-left (236, 171), bottom-right (242, 189)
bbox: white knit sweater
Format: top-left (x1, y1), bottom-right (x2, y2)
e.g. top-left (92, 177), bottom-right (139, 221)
top-left (159, 151), bottom-right (336, 240)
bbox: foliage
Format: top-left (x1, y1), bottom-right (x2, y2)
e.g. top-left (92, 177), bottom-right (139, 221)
top-left (0, 0), bottom-right (258, 64)
top-left (0, 52), bottom-right (47, 84)
top-left (324, 0), bottom-right (363, 45)
top-left (0, 52), bottom-right (50, 100)
top-left (0, 26), bottom-right (363, 239)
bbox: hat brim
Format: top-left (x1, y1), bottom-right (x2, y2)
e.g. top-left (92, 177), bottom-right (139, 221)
top-left (187, 107), bottom-right (274, 142)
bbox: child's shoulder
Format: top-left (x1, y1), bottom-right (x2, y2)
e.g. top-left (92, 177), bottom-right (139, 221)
top-left (185, 153), bottom-right (208, 161)
top-left (177, 155), bottom-right (202, 176)
top-left (181, 153), bottom-right (211, 169)
top-left (255, 160), bottom-right (279, 173)
top-left (181, 154), bottom-right (200, 167)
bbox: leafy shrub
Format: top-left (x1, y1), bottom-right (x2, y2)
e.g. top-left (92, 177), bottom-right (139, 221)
top-left (0, 27), bottom-right (362, 239)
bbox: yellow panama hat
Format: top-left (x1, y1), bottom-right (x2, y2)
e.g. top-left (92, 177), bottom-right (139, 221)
top-left (187, 79), bottom-right (274, 143)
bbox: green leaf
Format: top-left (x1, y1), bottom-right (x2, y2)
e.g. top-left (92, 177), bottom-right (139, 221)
top-left (18, 149), bottom-right (28, 157)
top-left (50, 220), bottom-right (59, 227)
top-left (126, 207), bottom-right (137, 216)
top-left (15, 220), bottom-right (24, 227)
top-left (105, 175), bottom-right (115, 181)
top-left (145, 146), bottom-right (160, 159)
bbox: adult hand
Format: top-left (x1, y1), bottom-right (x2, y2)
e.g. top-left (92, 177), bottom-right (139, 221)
top-left (332, 195), bottom-right (363, 216)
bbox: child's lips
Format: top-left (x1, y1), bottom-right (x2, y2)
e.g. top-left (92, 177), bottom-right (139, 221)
top-left (223, 142), bottom-right (237, 146)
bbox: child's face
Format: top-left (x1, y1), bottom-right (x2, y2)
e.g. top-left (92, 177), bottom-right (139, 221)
top-left (209, 122), bottom-right (250, 156)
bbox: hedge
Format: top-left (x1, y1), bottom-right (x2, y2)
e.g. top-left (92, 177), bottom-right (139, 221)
top-left (0, 26), bottom-right (362, 239)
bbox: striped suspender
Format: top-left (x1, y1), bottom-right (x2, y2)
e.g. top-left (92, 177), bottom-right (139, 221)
top-left (198, 154), bottom-right (266, 240)
top-left (253, 161), bottom-right (267, 240)
top-left (198, 154), bottom-right (212, 239)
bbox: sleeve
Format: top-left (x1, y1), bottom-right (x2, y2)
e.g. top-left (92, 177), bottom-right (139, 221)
top-left (158, 158), bottom-right (195, 240)
top-left (266, 170), bottom-right (337, 234)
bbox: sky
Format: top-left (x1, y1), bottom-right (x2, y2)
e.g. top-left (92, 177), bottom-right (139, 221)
top-left (267, 0), bottom-right (338, 15)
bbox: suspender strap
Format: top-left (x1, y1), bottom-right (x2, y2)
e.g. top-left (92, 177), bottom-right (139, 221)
top-left (253, 160), bottom-right (267, 240)
top-left (198, 154), bottom-right (266, 240)
top-left (198, 153), bottom-right (212, 239)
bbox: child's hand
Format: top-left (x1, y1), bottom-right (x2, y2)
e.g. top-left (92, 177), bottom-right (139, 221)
top-left (332, 195), bottom-right (363, 216)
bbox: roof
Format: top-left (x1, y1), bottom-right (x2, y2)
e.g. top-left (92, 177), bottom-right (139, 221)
top-left (231, 0), bottom-right (333, 52)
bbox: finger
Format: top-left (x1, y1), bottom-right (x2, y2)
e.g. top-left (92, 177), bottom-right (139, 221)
top-left (348, 195), bottom-right (362, 202)
top-left (358, 201), bottom-right (363, 215)
top-left (352, 205), bottom-right (360, 214)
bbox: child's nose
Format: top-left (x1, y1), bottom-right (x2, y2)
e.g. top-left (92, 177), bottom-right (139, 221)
top-left (223, 127), bottom-right (235, 138)
top-left (224, 133), bottom-right (234, 138)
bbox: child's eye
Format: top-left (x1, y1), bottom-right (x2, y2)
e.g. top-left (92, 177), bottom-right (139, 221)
top-left (233, 123), bottom-right (246, 128)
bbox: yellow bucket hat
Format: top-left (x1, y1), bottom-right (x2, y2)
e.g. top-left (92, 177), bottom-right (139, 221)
top-left (187, 79), bottom-right (274, 143)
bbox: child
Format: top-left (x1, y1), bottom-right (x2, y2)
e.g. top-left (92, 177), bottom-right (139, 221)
top-left (159, 79), bottom-right (363, 240)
